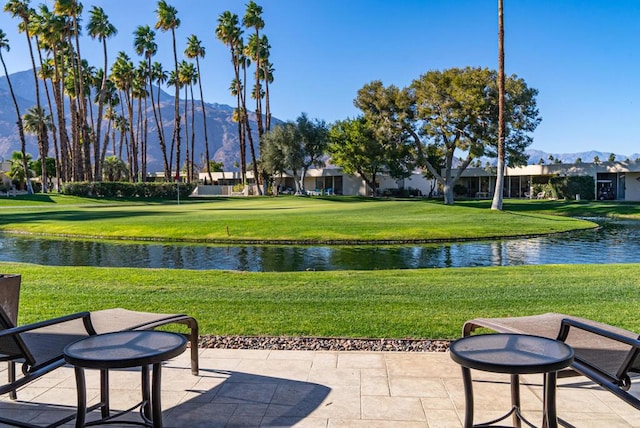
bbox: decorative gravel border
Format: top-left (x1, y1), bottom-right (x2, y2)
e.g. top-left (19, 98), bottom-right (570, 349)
top-left (199, 335), bottom-right (450, 352)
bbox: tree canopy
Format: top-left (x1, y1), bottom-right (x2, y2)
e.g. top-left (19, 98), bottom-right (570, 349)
top-left (261, 113), bottom-right (328, 194)
top-left (354, 67), bottom-right (541, 204)
top-left (328, 117), bottom-right (415, 195)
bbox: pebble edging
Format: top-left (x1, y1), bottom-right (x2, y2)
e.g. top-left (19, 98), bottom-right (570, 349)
top-left (198, 335), bottom-right (450, 352)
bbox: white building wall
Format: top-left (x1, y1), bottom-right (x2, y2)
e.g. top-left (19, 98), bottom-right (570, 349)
top-left (624, 173), bottom-right (640, 201)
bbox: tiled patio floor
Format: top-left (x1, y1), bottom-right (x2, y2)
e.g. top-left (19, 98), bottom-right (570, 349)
top-left (0, 348), bottom-right (638, 427)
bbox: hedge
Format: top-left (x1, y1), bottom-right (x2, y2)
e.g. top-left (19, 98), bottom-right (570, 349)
top-left (61, 181), bottom-right (197, 199)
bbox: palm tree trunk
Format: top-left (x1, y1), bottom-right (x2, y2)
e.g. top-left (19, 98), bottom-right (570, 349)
top-left (195, 57), bottom-right (212, 183)
top-left (491, 0), bottom-right (506, 210)
top-left (94, 38), bottom-right (109, 181)
top-left (183, 86), bottom-right (190, 181)
top-left (171, 28), bottom-right (181, 181)
top-left (0, 51), bottom-right (31, 193)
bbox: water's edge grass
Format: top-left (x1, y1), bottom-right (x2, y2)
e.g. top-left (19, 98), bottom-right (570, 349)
top-left (3, 262), bottom-right (639, 339)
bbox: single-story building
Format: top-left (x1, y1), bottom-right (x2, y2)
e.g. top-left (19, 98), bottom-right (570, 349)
top-left (457, 160), bottom-right (640, 201)
top-left (192, 167), bottom-right (436, 197)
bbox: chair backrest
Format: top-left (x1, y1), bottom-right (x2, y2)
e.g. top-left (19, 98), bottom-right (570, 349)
top-left (0, 274), bottom-right (20, 327)
top-left (0, 275), bottom-right (32, 364)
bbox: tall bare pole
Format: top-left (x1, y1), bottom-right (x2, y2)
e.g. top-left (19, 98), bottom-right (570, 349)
top-left (491, 0), bottom-right (506, 210)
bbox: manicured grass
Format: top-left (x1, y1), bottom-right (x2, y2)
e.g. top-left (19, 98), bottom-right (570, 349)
top-left (3, 262), bottom-right (640, 339)
top-left (0, 195), bottom-right (595, 242)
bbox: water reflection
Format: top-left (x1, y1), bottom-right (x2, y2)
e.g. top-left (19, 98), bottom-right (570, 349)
top-left (1, 219), bottom-right (639, 271)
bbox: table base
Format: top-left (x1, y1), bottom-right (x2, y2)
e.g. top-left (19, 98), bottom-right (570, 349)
top-left (462, 368), bottom-right (560, 428)
top-left (74, 363), bottom-right (163, 428)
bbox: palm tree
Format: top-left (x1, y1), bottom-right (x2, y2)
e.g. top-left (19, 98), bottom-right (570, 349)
top-left (262, 56), bottom-right (274, 131)
top-left (155, 0), bottom-right (181, 180)
top-left (22, 106), bottom-right (52, 189)
top-left (37, 4), bottom-right (70, 182)
top-left (8, 151), bottom-right (33, 189)
top-left (55, 0), bottom-right (91, 181)
top-left (491, 0), bottom-right (506, 210)
top-left (166, 69), bottom-right (182, 179)
top-left (243, 1), bottom-right (264, 137)
top-left (102, 155), bottom-right (127, 182)
top-left (151, 61), bottom-right (169, 179)
top-left (0, 28), bottom-right (33, 193)
top-left (135, 25), bottom-right (170, 180)
top-left (87, 5), bottom-right (117, 181)
top-left (4, 0), bottom-right (40, 193)
top-left (178, 60), bottom-right (197, 181)
top-left (110, 51), bottom-right (136, 180)
top-left (216, 11), bottom-right (246, 182)
top-left (185, 34), bottom-right (212, 183)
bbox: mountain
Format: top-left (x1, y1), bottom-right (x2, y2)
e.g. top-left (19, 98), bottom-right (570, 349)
top-left (0, 69), bottom-right (276, 173)
top-left (525, 149), bottom-right (639, 165)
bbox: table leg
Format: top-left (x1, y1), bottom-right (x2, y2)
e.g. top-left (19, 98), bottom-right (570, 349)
top-left (74, 367), bottom-right (86, 428)
top-left (141, 364), bottom-right (151, 421)
top-left (543, 372), bottom-right (558, 428)
top-left (461, 366), bottom-right (474, 428)
top-left (511, 374), bottom-right (521, 428)
top-left (100, 369), bottom-right (110, 418)
top-left (152, 363), bottom-right (163, 428)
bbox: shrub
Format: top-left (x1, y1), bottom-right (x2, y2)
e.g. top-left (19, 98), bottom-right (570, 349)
top-left (453, 184), bottom-right (467, 197)
top-left (548, 176), bottom-right (595, 200)
top-left (61, 181), bottom-right (197, 199)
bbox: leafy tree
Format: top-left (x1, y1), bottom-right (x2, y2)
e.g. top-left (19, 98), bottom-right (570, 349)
top-left (328, 117), bottom-right (414, 195)
top-left (608, 153), bottom-right (616, 162)
top-left (575, 157), bottom-right (582, 164)
top-left (355, 67), bottom-right (540, 204)
top-left (208, 160), bottom-right (224, 172)
top-left (261, 121), bottom-right (297, 189)
top-left (261, 113), bottom-right (328, 194)
top-left (593, 155), bottom-right (600, 165)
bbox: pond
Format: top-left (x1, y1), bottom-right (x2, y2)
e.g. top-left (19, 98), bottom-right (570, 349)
top-left (0, 218), bottom-right (637, 271)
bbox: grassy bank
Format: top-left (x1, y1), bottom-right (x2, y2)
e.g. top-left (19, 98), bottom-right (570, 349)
top-left (4, 262), bottom-right (639, 339)
top-left (0, 195), bottom-right (595, 242)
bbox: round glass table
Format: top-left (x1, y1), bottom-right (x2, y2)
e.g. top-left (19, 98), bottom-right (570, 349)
top-left (450, 333), bottom-right (574, 428)
top-left (64, 330), bottom-right (187, 427)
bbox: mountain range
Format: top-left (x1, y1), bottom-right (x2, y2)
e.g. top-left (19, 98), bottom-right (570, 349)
top-left (1, 69), bottom-right (637, 172)
top-left (0, 69), bottom-right (271, 173)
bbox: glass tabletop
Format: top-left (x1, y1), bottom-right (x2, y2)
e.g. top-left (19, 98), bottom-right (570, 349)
top-left (450, 333), bottom-right (574, 374)
top-left (64, 330), bottom-right (187, 369)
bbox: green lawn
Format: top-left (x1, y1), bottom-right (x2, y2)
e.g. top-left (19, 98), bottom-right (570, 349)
top-left (1, 196), bottom-right (638, 340)
top-left (3, 262), bottom-right (639, 339)
top-left (0, 195), bottom-right (595, 242)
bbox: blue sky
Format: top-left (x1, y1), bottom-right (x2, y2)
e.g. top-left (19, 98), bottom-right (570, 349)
top-left (1, 0), bottom-right (639, 156)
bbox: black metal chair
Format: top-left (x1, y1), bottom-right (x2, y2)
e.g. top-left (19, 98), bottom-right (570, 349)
top-left (463, 312), bottom-right (640, 410)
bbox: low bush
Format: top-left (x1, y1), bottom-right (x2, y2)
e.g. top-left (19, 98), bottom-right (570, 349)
top-left (61, 181), bottom-right (197, 199)
top-left (549, 176), bottom-right (595, 200)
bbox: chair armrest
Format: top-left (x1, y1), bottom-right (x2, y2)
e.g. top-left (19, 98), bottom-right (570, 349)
top-left (0, 311), bottom-right (93, 338)
top-left (558, 318), bottom-right (640, 348)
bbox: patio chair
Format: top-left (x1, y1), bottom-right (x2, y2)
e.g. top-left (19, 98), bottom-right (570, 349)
top-left (0, 311), bottom-right (198, 427)
top-left (463, 313), bottom-right (640, 410)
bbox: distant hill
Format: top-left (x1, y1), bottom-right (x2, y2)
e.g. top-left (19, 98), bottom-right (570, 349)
top-left (525, 149), bottom-right (639, 165)
top-left (0, 69), bottom-right (277, 173)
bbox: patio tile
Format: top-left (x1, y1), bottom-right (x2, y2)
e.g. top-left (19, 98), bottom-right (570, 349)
top-left (337, 352), bottom-right (386, 369)
top-left (389, 377), bottom-right (449, 398)
top-left (0, 348), bottom-right (637, 427)
top-left (360, 369), bottom-right (390, 396)
top-left (360, 395), bottom-right (426, 421)
top-left (312, 352), bottom-right (339, 369)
